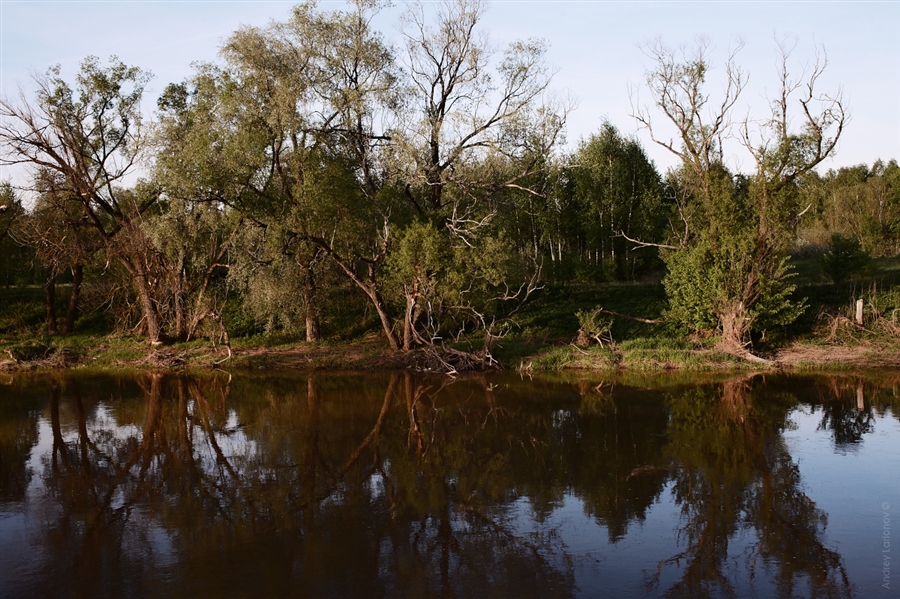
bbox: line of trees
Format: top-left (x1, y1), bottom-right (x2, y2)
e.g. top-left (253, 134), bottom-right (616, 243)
top-left (1, 1), bottom-right (897, 359)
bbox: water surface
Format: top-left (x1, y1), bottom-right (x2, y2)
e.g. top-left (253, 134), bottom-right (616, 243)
top-left (1, 371), bottom-right (898, 598)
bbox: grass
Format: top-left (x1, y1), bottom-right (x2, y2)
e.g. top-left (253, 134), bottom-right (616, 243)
top-left (0, 286), bottom-right (46, 335)
top-left (2, 256), bottom-right (898, 373)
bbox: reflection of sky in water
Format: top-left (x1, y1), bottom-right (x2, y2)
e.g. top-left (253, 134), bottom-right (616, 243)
top-left (784, 406), bottom-right (900, 598)
top-left (2, 403), bottom-right (260, 583)
top-left (500, 405), bottom-right (900, 598)
top-left (510, 487), bottom-right (784, 598)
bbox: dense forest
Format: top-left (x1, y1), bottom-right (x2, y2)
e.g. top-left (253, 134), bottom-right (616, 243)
top-left (1, 0), bottom-right (898, 369)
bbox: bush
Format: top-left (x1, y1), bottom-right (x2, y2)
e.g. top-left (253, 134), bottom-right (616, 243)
top-left (575, 308), bottom-right (614, 346)
top-left (818, 234), bottom-right (871, 286)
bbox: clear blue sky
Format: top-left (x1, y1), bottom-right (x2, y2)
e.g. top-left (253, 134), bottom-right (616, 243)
top-left (2, 0), bottom-right (898, 178)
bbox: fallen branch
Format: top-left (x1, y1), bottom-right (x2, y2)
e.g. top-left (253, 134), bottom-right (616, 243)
top-left (595, 307), bottom-right (663, 325)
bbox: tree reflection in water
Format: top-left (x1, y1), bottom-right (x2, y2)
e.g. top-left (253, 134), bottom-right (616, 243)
top-left (653, 375), bottom-right (852, 599)
top-left (815, 379), bottom-right (876, 446)
top-left (0, 371), bottom-right (896, 597)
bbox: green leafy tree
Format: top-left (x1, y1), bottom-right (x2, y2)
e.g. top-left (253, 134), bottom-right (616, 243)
top-left (144, 197), bottom-right (243, 342)
top-left (156, 1), bottom-right (401, 345)
top-left (156, 0), bottom-right (567, 360)
top-left (16, 170), bottom-right (102, 334)
top-left (815, 160), bottom-right (900, 257)
top-left (564, 121), bottom-right (665, 280)
top-left (0, 181), bottom-right (30, 288)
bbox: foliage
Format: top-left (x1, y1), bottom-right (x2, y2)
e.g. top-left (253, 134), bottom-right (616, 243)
top-left (574, 308), bottom-right (614, 346)
top-left (562, 122), bottom-right (667, 280)
top-left (818, 234), bottom-right (871, 286)
top-left (663, 236), bottom-right (805, 335)
top-left (804, 160), bottom-right (900, 256)
top-left (2, 4), bottom-right (897, 365)
top-left (0, 182), bottom-right (32, 288)
top-left (0, 56), bottom-right (166, 341)
top-left (635, 39), bottom-right (844, 350)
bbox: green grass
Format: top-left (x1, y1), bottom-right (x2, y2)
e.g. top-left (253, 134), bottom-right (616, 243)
top-left (0, 286), bottom-right (46, 335)
top-left (783, 255), bottom-right (900, 344)
top-left (620, 348), bottom-right (746, 371)
top-left (517, 345), bottom-right (619, 372)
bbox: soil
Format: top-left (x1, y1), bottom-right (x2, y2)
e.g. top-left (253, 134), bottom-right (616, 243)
top-left (1, 336), bottom-right (898, 374)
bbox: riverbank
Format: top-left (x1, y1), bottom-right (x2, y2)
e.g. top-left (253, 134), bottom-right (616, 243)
top-left (2, 330), bottom-right (898, 374)
top-left (3, 258), bottom-right (898, 375)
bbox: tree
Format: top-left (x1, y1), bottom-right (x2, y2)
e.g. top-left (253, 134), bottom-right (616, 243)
top-left (0, 57), bottom-right (164, 342)
top-left (632, 39), bottom-right (846, 354)
top-left (564, 122), bottom-right (665, 280)
top-left (386, 0), bottom-right (567, 352)
top-left (818, 233), bottom-right (870, 287)
top-left (156, 1), bottom-right (401, 345)
top-left (0, 182), bottom-right (21, 243)
top-left (16, 170), bottom-right (101, 333)
top-left (814, 160), bottom-right (900, 257)
top-left (157, 0), bottom-right (567, 362)
top-left (143, 196), bottom-right (243, 343)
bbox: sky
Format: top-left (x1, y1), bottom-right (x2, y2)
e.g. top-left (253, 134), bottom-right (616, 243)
top-left (1, 0), bottom-right (899, 183)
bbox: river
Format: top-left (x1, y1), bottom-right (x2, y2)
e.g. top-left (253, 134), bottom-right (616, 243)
top-left (1, 370), bottom-right (898, 598)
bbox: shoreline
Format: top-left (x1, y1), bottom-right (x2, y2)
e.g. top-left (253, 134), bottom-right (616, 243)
top-left (2, 335), bottom-right (898, 374)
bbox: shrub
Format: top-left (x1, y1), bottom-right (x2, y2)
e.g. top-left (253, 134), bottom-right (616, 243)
top-left (819, 234), bottom-right (871, 286)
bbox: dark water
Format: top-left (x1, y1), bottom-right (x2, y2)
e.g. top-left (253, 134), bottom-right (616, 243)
top-left (0, 370), bottom-right (898, 599)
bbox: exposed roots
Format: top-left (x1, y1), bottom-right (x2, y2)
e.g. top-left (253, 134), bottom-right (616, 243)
top-left (410, 345), bottom-right (501, 374)
top-left (714, 342), bottom-right (775, 366)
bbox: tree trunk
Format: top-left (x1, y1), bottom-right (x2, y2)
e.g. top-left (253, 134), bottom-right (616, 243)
top-left (63, 264), bottom-right (83, 334)
top-left (44, 270), bottom-right (57, 335)
top-left (305, 306), bottom-right (321, 343)
top-left (124, 258), bottom-right (162, 345)
top-left (174, 253), bottom-right (187, 342)
top-left (311, 239), bottom-right (399, 350)
top-left (719, 302), bottom-right (749, 354)
top-left (370, 287), bottom-right (400, 351)
top-left (302, 269), bottom-right (321, 343)
top-left (402, 278), bottom-right (420, 351)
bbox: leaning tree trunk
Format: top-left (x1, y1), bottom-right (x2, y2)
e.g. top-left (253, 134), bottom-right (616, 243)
top-left (63, 264), bottom-right (83, 334)
top-left (312, 240), bottom-right (400, 351)
top-left (369, 286), bottom-right (400, 351)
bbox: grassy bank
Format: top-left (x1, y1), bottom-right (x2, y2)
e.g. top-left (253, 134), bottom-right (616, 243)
top-left (2, 257), bottom-right (899, 373)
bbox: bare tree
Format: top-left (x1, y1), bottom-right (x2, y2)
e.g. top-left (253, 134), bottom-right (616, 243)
top-left (390, 0), bottom-right (568, 352)
top-left (631, 37), bottom-right (746, 221)
top-left (630, 38), bottom-right (846, 355)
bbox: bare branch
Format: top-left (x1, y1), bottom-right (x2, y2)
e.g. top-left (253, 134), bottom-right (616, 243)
top-left (620, 230), bottom-right (681, 251)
